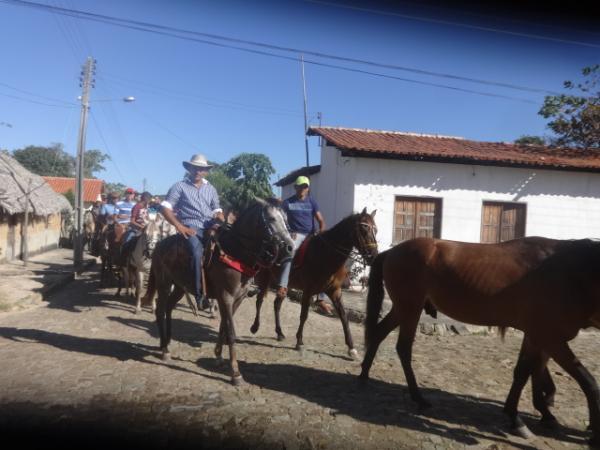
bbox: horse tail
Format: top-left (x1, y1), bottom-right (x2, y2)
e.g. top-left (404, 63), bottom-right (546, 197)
top-left (365, 250), bottom-right (387, 349)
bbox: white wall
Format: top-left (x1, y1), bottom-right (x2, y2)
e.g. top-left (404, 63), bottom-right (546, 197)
top-left (281, 145), bottom-right (600, 250)
top-left (350, 156), bottom-right (600, 249)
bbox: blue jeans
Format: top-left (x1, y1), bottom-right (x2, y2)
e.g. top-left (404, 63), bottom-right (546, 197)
top-left (278, 232), bottom-right (307, 289)
top-left (186, 227), bottom-right (204, 300)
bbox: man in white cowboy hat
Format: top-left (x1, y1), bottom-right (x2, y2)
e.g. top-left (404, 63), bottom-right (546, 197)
top-left (161, 154), bottom-right (224, 309)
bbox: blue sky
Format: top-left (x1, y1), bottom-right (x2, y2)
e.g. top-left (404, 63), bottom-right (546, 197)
top-left (1, 0), bottom-right (599, 194)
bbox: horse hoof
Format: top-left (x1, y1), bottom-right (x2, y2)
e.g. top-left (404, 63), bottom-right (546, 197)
top-left (250, 324), bottom-right (259, 334)
top-left (231, 375), bottom-right (244, 386)
top-left (540, 416), bottom-right (560, 430)
top-left (348, 348), bottom-right (360, 360)
top-left (512, 424), bottom-right (535, 440)
top-left (161, 351), bottom-right (171, 362)
top-left (277, 333), bottom-right (286, 341)
top-left (134, 308), bottom-right (141, 315)
top-left (296, 344), bottom-right (304, 352)
top-left (216, 356), bottom-right (227, 367)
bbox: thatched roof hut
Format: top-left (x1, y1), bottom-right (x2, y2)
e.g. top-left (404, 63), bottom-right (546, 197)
top-left (0, 151), bottom-right (72, 216)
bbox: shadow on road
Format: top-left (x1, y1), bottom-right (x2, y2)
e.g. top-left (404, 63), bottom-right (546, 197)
top-left (196, 359), bottom-right (588, 449)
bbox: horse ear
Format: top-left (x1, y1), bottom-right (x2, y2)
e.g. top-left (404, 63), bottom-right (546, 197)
top-left (254, 197), bottom-right (267, 206)
top-left (370, 209), bottom-right (377, 218)
top-left (361, 207), bottom-right (367, 214)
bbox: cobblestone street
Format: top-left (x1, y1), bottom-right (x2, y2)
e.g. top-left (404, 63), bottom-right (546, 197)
top-left (0, 264), bottom-right (598, 450)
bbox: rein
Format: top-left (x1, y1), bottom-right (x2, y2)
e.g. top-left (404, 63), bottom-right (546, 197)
top-left (316, 219), bottom-right (377, 265)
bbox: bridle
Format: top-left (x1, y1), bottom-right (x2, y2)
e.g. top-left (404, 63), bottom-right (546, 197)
top-left (227, 205), bottom-right (291, 268)
top-left (317, 215), bottom-right (378, 265)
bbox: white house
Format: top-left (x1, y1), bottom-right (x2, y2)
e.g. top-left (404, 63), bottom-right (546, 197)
top-left (275, 126), bottom-right (600, 251)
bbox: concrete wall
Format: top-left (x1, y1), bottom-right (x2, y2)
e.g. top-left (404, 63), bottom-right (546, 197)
top-left (350, 156), bottom-right (600, 249)
top-left (0, 212), bottom-right (62, 262)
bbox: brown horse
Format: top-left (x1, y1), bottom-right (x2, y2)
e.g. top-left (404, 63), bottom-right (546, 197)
top-left (360, 236), bottom-right (600, 444)
top-left (143, 199), bottom-right (294, 384)
top-left (250, 208), bottom-right (378, 358)
top-left (99, 223), bottom-right (126, 287)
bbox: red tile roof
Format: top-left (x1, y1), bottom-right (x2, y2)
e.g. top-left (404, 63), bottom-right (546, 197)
top-left (43, 177), bottom-right (105, 203)
top-left (307, 127), bottom-right (600, 172)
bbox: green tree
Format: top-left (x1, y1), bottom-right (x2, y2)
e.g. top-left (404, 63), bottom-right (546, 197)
top-left (12, 144), bottom-right (111, 178)
top-left (514, 135), bottom-right (546, 146)
top-left (539, 65), bottom-right (600, 149)
top-left (63, 189), bottom-right (75, 207)
top-left (83, 149), bottom-right (110, 178)
top-left (13, 144), bottom-right (74, 177)
top-left (206, 164), bottom-right (236, 211)
top-left (219, 153), bottom-right (275, 212)
top-left (105, 182), bottom-right (126, 196)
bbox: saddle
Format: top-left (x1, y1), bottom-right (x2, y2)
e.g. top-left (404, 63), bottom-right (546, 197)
top-left (202, 222), bottom-right (258, 277)
top-left (292, 235), bottom-right (312, 270)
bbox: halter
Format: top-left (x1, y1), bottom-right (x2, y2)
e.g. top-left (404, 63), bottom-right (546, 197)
top-left (225, 205), bottom-right (289, 269)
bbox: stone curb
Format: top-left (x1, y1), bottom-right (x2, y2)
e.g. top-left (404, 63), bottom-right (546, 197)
top-left (285, 289), bottom-right (494, 336)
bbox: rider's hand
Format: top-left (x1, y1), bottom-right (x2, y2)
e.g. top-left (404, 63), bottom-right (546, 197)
top-left (177, 225), bottom-right (196, 239)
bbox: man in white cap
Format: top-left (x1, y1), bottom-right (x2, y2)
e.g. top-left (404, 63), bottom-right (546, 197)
top-left (161, 154), bottom-right (224, 309)
top-left (276, 175), bottom-right (333, 315)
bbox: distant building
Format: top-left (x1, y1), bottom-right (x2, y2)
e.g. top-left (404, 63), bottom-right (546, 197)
top-left (276, 126), bottom-right (600, 250)
top-left (0, 153), bottom-right (72, 262)
top-left (43, 176), bottom-right (105, 208)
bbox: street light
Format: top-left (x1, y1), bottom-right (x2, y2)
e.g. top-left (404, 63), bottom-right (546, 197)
top-left (73, 57), bottom-right (135, 269)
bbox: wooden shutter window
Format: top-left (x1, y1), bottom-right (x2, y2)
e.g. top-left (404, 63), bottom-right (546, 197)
top-left (393, 197), bottom-right (441, 244)
top-left (481, 202), bottom-right (526, 243)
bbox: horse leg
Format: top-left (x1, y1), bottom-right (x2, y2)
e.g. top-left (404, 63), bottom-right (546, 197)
top-left (115, 267), bottom-right (123, 298)
top-left (359, 308), bottom-right (402, 382)
top-left (531, 353), bottom-right (559, 429)
top-left (295, 291), bottom-right (313, 352)
top-left (250, 272), bottom-right (269, 335)
top-left (155, 284), bottom-right (170, 360)
top-left (395, 307), bottom-right (431, 409)
top-left (273, 293), bottom-right (286, 341)
top-left (219, 293), bottom-right (243, 385)
top-left (545, 341), bottom-right (600, 445)
top-left (160, 285), bottom-right (184, 361)
top-left (134, 269), bottom-right (143, 314)
top-left (327, 287), bottom-right (358, 359)
top-left (541, 365), bottom-right (556, 408)
top-left (503, 336), bottom-right (538, 439)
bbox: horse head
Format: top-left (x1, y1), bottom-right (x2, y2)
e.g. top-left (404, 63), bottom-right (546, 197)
top-left (231, 198), bottom-right (294, 268)
top-left (352, 207), bottom-right (379, 264)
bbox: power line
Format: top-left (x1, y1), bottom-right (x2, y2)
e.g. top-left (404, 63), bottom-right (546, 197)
top-left (305, 0), bottom-right (600, 49)
top-left (1, 0), bottom-right (565, 98)
top-left (98, 73), bottom-right (306, 117)
top-left (0, 80), bottom-right (76, 105)
top-left (89, 110), bottom-right (127, 184)
top-left (0, 90), bottom-right (76, 108)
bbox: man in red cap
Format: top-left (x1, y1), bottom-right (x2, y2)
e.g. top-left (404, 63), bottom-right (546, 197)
top-left (116, 187), bottom-right (137, 225)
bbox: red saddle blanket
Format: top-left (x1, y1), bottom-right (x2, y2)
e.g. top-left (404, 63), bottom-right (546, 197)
top-left (293, 235), bottom-right (312, 269)
top-left (219, 253), bottom-right (258, 277)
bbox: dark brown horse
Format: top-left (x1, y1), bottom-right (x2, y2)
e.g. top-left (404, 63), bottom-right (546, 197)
top-left (360, 236), bottom-right (600, 445)
top-left (99, 222), bottom-right (126, 287)
top-left (250, 208), bottom-right (378, 359)
top-left (143, 199), bottom-right (294, 384)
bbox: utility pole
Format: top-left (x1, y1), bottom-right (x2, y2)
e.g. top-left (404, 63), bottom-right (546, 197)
top-left (317, 112), bottom-right (322, 147)
top-left (21, 178), bottom-right (32, 267)
top-left (142, 178), bottom-right (147, 192)
top-left (74, 57), bottom-right (96, 268)
top-left (301, 54), bottom-right (310, 168)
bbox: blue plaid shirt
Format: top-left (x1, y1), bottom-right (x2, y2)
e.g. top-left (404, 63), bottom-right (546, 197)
top-left (162, 178), bottom-right (221, 230)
